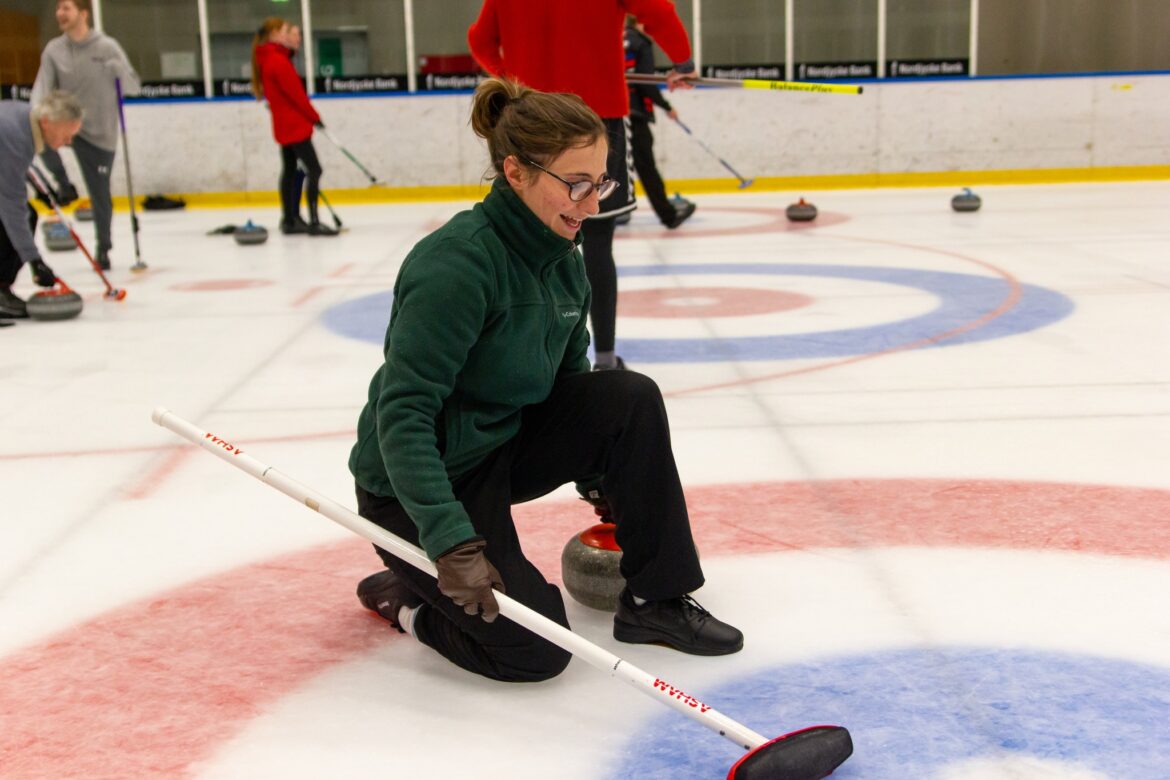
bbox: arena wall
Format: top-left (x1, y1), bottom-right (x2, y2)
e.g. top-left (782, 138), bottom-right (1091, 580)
top-left (56, 73), bottom-right (1170, 202)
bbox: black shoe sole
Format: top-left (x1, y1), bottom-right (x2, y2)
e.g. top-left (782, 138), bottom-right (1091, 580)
top-left (613, 619), bottom-right (744, 656)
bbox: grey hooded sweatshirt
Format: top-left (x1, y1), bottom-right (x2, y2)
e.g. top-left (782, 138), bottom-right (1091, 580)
top-left (30, 30), bottom-right (140, 153)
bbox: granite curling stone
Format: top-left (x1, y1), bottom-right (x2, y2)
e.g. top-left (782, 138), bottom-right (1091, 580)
top-left (27, 287), bottom-right (83, 321)
top-left (233, 220), bottom-right (269, 245)
top-left (786, 198), bottom-right (818, 222)
top-left (561, 523), bottom-right (624, 611)
top-left (951, 188), bottom-right (982, 212)
top-left (42, 220), bottom-right (76, 251)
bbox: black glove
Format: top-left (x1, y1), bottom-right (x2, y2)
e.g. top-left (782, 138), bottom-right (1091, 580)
top-left (29, 257), bottom-right (56, 288)
top-left (577, 482), bottom-right (615, 523)
top-left (314, 121), bottom-right (326, 130)
top-left (55, 183), bottom-right (79, 207)
top-left (32, 188), bottom-right (54, 210)
top-left (435, 539), bottom-right (504, 622)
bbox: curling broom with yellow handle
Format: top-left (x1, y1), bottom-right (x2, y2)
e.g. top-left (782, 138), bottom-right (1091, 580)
top-left (625, 72), bottom-right (864, 96)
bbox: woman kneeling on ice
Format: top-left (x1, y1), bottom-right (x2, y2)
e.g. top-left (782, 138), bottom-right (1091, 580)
top-left (349, 78), bottom-right (743, 682)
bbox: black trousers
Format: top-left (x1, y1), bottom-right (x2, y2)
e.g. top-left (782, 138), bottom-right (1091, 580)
top-left (279, 139), bottom-right (322, 225)
top-left (41, 136), bottom-right (116, 251)
top-left (582, 116), bottom-right (636, 355)
top-left (581, 216), bottom-right (616, 353)
top-left (0, 202), bottom-right (38, 288)
top-left (630, 115), bottom-right (676, 225)
top-left (356, 369), bottom-right (704, 682)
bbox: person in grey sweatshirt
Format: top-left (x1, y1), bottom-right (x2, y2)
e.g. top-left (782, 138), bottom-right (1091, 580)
top-left (1, 91), bottom-right (83, 322)
top-left (30, 0), bottom-right (139, 271)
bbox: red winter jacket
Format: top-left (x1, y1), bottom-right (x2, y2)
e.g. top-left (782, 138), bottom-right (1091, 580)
top-left (468, 0), bottom-right (692, 119)
top-left (255, 41), bottom-right (320, 146)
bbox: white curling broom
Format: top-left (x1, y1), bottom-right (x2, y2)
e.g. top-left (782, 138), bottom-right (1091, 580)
top-left (152, 408), bottom-right (853, 779)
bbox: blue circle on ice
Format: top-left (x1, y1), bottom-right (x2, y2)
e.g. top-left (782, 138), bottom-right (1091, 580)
top-left (321, 264), bottom-right (1074, 363)
top-left (607, 647), bottom-right (1170, 778)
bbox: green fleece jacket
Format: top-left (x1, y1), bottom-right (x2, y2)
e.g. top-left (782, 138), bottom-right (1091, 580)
top-left (349, 180), bottom-right (592, 559)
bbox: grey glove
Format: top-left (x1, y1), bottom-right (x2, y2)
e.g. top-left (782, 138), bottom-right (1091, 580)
top-left (435, 539), bottom-right (504, 622)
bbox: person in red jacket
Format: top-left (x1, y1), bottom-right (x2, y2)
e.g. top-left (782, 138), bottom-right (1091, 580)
top-left (251, 18), bottom-right (337, 237)
top-left (468, 0), bottom-right (695, 370)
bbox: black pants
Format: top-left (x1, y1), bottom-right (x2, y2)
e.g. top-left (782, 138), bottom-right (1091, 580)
top-left (356, 369), bottom-right (704, 682)
top-left (279, 139), bottom-right (322, 225)
top-left (581, 217), bottom-right (616, 353)
top-left (630, 115), bottom-right (676, 225)
top-left (0, 203), bottom-right (38, 288)
top-left (582, 117), bottom-right (636, 355)
top-left (41, 136), bottom-right (116, 251)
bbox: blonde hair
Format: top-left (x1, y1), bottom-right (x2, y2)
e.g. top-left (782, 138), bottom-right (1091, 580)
top-left (251, 17), bottom-right (287, 99)
top-left (470, 78), bottom-right (606, 182)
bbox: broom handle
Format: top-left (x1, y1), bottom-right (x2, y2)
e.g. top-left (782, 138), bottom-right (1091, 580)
top-left (151, 407), bottom-right (768, 751)
top-left (625, 71), bottom-right (863, 95)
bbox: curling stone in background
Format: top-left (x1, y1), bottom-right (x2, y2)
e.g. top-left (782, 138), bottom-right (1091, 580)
top-left (74, 198), bottom-right (94, 221)
top-left (561, 522), bottom-right (624, 611)
top-left (951, 187), bottom-right (982, 212)
top-left (41, 220), bottom-right (76, 251)
top-left (233, 220), bottom-right (268, 245)
top-left (26, 283), bottom-right (83, 321)
top-left (786, 198), bottom-right (818, 222)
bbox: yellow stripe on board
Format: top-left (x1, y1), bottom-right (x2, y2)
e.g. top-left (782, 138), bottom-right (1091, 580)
top-left (32, 165), bottom-right (1164, 215)
top-left (655, 165), bottom-right (1170, 195)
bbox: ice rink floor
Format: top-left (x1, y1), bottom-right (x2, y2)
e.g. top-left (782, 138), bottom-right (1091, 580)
top-left (2, 182), bottom-right (1169, 779)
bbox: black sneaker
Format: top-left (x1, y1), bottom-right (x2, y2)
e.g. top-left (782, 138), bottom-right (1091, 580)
top-left (280, 217), bottom-right (311, 235)
top-left (0, 288), bottom-right (29, 319)
top-left (613, 588), bottom-right (743, 656)
top-left (664, 201), bottom-right (696, 229)
top-left (307, 221), bottom-right (339, 237)
top-left (96, 248), bottom-right (111, 271)
top-left (357, 570), bottom-right (423, 633)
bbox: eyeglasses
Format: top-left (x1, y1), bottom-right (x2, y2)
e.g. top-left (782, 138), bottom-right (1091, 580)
top-left (523, 158), bottom-right (620, 202)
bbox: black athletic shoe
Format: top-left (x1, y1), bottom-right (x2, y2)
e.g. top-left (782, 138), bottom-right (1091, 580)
top-left (357, 570), bottom-right (423, 633)
top-left (96, 248), bottom-right (111, 271)
top-left (613, 588), bottom-right (743, 656)
top-left (142, 194), bottom-right (186, 210)
top-left (307, 221), bottom-right (339, 237)
top-left (0, 288), bottom-right (29, 319)
top-left (664, 201), bottom-right (696, 229)
top-left (280, 217), bottom-right (311, 235)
